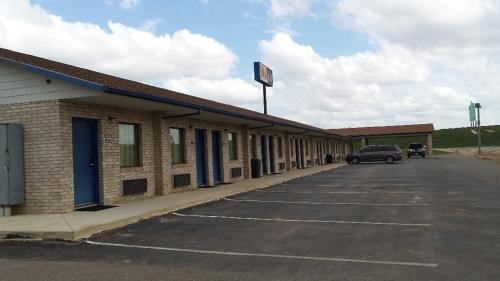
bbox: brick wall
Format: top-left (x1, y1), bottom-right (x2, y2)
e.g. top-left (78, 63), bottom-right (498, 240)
top-left (1, 99), bottom-right (346, 214)
top-left (0, 100), bottom-right (69, 214)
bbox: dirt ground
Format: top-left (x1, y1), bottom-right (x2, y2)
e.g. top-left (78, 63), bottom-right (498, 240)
top-left (435, 147), bottom-right (500, 164)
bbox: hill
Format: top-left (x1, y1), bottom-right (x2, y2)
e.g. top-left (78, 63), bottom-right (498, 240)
top-left (352, 125), bottom-right (500, 150)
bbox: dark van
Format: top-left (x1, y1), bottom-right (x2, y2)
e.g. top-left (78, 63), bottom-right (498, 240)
top-left (346, 145), bottom-right (403, 164)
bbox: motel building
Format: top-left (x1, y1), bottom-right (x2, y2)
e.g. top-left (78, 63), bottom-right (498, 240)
top-left (0, 48), bottom-right (352, 215)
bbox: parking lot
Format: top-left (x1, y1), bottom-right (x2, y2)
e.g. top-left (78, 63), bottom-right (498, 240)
top-left (2, 154), bottom-right (500, 281)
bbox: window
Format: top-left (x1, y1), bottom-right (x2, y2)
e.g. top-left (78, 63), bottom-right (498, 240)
top-left (119, 123), bottom-right (140, 167)
top-left (277, 137), bottom-right (283, 158)
top-left (170, 128), bottom-right (185, 164)
top-left (228, 132), bottom-right (238, 160)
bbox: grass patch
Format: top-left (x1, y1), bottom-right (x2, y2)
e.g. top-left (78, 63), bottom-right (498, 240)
top-left (352, 125), bottom-right (500, 151)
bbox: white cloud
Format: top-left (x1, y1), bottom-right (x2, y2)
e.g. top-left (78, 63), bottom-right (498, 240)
top-left (325, 0), bottom-right (500, 128)
top-left (140, 18), bottom-right (162, 33)
top-left (164, 78), bottom-right (261, 109)
top-left (334, 0), bottom-right (500, 50)
top-left (259, 33), bottom-right (479, 129)
top-left (0, 0), bottom-right (262, 110)
top-left (2, 0), bottom-right (500, 129)
top-left (0, 0), bottom-right (237, 82)
top-left (269, 0), bottom-right (317, 19)
top-left (119, 0), bottom-right (140, 10)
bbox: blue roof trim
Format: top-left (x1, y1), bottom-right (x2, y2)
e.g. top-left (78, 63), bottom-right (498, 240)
top-left (22, 64), bottom-right (104, 92)
top-left (0, 56), bottom-right (104, 92)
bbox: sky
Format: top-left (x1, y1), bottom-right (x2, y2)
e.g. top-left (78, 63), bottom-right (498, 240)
top-left (1, 0), bottom-right (499, 129)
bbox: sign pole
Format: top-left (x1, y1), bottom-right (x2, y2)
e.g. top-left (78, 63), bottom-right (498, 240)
top-left (254, 62), bottom-right (273, 115)
top-left (476, 103), bottom-right (482, 155)
top-left (263, 84), bottom-right (267, 115)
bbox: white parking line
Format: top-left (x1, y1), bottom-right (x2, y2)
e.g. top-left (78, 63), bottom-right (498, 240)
top-left (258, 190), bottom-right (419, 195)
top-left (172, 212), bottom-right (431, 227)
top-left (259, 190), bottom-right (368, 194)
top-left (223, 198), bottom-right (428, 206)
top-left (380, 178), bottom-right (415, 182)
top-left (85, 240), bottom-right (438, 268)
top-left (316, 184), bottom-right (417, 187)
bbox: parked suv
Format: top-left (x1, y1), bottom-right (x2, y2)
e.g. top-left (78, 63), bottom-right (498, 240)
top-left (347, 145), bottom-right (403, 164)
top-left (407, 143), bottom-right (426, 158)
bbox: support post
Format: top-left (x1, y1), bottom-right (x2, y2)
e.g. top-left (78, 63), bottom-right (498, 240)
top-left (476, 103), bottom-right (482, 155)
top-left (426, 134), bottom-right (433, 157)
top-left (263, 84), bottom-right (267, 115)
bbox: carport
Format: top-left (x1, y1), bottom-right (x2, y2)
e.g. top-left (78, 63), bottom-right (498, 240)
top-left (329, 124), bottom-right (434, 156)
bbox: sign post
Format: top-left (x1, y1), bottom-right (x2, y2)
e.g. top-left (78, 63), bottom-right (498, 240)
top-left (475, 103), bottom-right (482, 155)
top-left (254, 62), bottom-right (273, 115)
top-left (469, 101), bottom-right (482, 155)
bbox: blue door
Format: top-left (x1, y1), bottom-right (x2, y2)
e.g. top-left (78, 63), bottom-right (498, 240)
top-left (261, 135), bottom-right (267, 174)
top-left (72, 118), bottom-right (99, 207)
top-left (195, 129), bottom-right (207, 186)
top-left (211, 130), bottom-right (222, 184)
top-left (268, 136), bottom-right (275, 174)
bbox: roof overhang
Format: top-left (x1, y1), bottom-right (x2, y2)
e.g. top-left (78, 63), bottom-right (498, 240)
top-left (1, 54), bottom-right (347, 139)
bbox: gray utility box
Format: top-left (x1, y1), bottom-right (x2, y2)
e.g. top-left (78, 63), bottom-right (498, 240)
top-left (0, 124), bottom-right (24, 206)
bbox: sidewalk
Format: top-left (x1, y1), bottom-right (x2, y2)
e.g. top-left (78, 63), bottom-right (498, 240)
top-left (0, 163), bottom-right (345, 241)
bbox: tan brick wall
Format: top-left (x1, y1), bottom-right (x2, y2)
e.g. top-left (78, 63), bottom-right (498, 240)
top-left (247, 129), bottom-right (287, 175)
top-left (59, 101), bottom-right (157, 206)
top-left (1, 99), bottom-right (343, 214)
top-left (0, 100), bottom-right (70, 214)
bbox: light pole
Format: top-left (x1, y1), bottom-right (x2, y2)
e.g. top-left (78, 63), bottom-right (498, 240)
top-left (475, 103), bottom-right (482, 155)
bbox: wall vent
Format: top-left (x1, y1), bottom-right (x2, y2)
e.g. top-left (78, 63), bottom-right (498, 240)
top-left (122, 178), bottom-right (147, 196)
top-left (279, 162), bottom-right (286, 170)
top-left (173, 174), bottom-right (191, 188)
top-left (231, 167), bottom-right (242, 178)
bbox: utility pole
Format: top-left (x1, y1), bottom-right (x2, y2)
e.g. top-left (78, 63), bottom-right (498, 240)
top-left (475, 103), bottom-right (482, 155)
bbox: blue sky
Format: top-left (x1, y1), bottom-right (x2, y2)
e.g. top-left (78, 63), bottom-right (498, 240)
top-left (34, 0), bottom-right (371, 79)
top-left (2, 0), bottom-right (500, 129)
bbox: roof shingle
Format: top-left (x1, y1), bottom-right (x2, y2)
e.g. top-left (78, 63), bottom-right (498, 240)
top-left (0, 48), bottom-right (338, 137)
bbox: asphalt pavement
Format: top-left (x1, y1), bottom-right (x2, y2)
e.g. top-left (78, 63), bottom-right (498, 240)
top-left (2, 154), bottom-right (500, 281)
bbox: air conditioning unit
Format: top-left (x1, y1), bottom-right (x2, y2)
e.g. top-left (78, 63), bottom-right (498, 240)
top-left (0, 124), bottom-right (24, 216)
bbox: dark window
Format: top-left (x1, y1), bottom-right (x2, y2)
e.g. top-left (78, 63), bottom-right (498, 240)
top-left (228, 132), bottom-right (238, 160)
top-left (170, 128), bottom-right (185, 164)
top-left (379, 145), bottom-right (398, 151)
top-left (278, 137), bottom-right (283, 158)
top-left (409, 143), bottom-right (423, 149)
top-left (119, 123), bottom-right (140, 167)
top-left (360, 146), bottom-right (374, 153)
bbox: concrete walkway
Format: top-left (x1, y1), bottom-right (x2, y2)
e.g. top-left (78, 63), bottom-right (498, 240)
top-left (0, 163), bottom-right (345, 241)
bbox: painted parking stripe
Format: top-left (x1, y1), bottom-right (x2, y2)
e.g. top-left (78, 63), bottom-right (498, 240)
top-left (259, 190), bottom-right (368, 194)
top-left (85, 240), bottom-right (438, 268)
top-left (316, 184), bottom-right (417, 187)
top-left (172, 212), bottom-right (431, 227)
top-left (258, 190), bottom-right (419, 195)
top-left (224, 198), bottom-right (429, 206)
